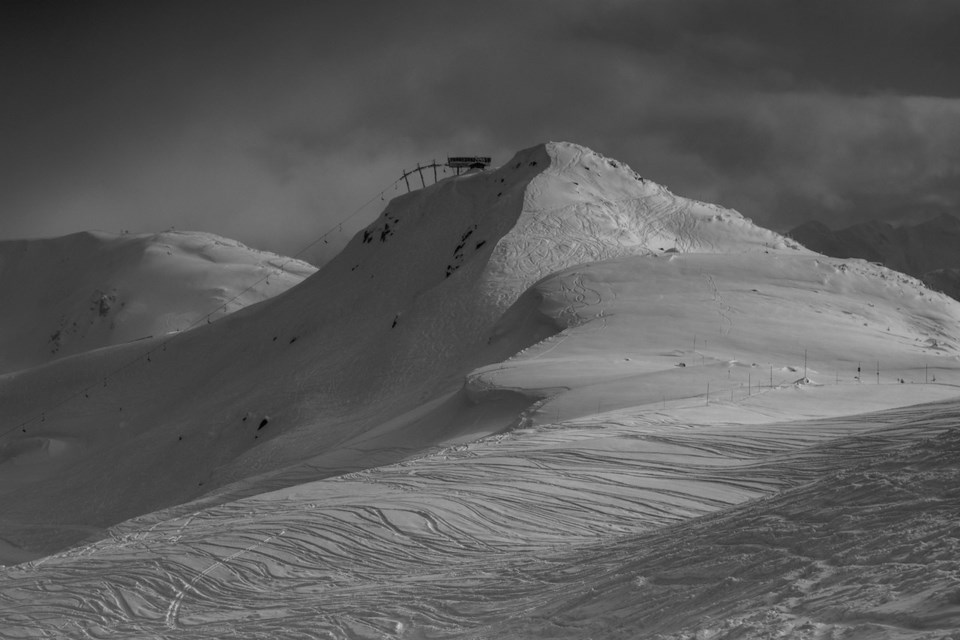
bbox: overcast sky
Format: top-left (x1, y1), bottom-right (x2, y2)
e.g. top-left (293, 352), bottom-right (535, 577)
top-left (2, 0), bottom-right (959, 263)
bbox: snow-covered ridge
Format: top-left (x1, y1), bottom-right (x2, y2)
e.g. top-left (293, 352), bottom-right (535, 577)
top-left (2, 142), bottom-right (960, 638)
top-left (481, 142), bottom-right (807, 312)
top-left (0, 230), bottom-right (315, 374)
top-left (0, 142), bottom-right (951, 559)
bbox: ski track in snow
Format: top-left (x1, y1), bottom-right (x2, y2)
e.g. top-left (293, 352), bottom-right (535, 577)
top-left (2, 398), bottom-right (958, 638)
top-left (163, 529), bottom-right (286, 630)
top-left (3, 143), bottom-right (960, 638)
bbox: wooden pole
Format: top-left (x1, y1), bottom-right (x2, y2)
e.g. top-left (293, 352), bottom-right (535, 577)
top-left (417, 163), bottom-right (426, 189)
top-left (402, 170), bottom-right (411, 192)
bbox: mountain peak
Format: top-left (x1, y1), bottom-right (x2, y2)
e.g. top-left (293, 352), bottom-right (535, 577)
top-left (480, 141), bottom-right (804, 297)
top-left (0, 142), bottom-right (846, 559)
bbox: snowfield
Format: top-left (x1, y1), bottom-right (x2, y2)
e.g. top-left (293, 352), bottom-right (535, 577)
top-left (1, 142), bottom-right (959, 638)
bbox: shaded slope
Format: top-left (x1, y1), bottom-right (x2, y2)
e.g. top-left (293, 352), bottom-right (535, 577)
top-left (0, 146), bottom-right (550, 557)
top-left (0, 230), bottom-right (315, 374)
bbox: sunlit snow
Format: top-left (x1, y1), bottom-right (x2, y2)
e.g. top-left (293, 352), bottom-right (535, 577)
top-left (1, 142), bottom-right (958, 638)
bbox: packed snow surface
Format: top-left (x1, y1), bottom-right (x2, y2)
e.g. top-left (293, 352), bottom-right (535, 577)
top-left (1, 142), bottom-right (959, 638)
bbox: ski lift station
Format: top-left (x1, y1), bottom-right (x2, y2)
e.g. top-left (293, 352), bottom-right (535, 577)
top-left (399, 156), bottom-right (492, 192)
top-left (446, 156), bottom-right (492, 174)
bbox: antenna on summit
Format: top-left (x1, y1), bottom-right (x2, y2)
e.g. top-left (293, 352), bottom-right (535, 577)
top-left (398, 156), bottom-right (492, 192)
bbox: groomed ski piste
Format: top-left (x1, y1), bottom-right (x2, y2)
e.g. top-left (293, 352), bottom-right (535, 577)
top-left (1, 142), bottom-right (959, 638)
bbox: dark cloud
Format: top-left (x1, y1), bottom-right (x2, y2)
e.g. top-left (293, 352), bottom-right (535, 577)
top-left (572, 0), bottom-right (960, 97)
top-left (0, 1), bottom-right (958, 261)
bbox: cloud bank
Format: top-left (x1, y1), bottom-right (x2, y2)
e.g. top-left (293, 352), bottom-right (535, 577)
top-left (1, 1), bottom-right (958, 261)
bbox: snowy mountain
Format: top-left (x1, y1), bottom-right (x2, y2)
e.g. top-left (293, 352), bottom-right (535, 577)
top-left (789, 213), bottom-right (960, 300)
top-left (2, 142), bottom-right (959, 638)
top-left (0, 230), bottom-right (316, 374)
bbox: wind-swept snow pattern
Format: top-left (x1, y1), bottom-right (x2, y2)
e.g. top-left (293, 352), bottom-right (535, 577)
top-left (2, 142), bottom-right (960, 638)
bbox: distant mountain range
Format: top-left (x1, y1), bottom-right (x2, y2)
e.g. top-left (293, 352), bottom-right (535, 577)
top-left (788, 213), bottom-right (960, 300)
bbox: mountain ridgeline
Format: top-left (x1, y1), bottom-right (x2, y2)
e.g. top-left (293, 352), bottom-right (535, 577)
top-left (0, 142), bottom-right (808, 557)
top-left (1, 142), bottom-right (957, 565)
top-left (789, 213), bottom-right (960, 300)
top-left (3, 143), bottom-right (960, 637)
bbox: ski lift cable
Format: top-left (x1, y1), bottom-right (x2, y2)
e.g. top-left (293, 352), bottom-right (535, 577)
top-left (1, 175), bottom-right (406, 441)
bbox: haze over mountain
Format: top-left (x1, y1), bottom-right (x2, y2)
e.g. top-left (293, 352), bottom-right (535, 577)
top-left (790, 213), bottom-right (960, 301)
top-left (1, 143), bottom-right (959, 638)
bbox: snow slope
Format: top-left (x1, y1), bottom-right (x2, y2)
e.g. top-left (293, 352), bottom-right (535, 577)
top-left (3, 397), bottom-right (957, 638)
top-left (2, 142), bottom-right (960, 638)
top-left (2, 141), bottom-right (795, 558)
top-left (0, 230), bottom-right (315, 374)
